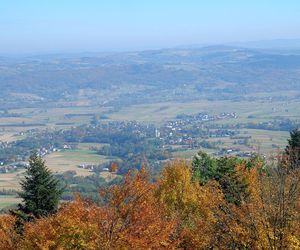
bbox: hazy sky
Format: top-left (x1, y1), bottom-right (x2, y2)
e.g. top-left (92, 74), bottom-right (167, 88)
top-left (1, 0), bottom-right (300, 54)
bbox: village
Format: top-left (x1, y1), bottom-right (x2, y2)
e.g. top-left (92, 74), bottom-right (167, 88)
top-left (0, 111), bottom-right (257, 174)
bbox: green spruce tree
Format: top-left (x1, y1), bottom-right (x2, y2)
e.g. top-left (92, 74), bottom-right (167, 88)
top-left (12, 153), bottom-right (63, 230)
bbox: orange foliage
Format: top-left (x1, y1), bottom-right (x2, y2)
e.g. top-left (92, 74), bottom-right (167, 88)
top-left (0, 215), bottom-right (19, 250)
top-left (22, 195), bottom-right (100, 249)
top-left (110, 162), bottom-right (118, 173)
top-left (98, 167), bottom-right (177, 249)
top-left (18, 168), bottom-right (176, 249)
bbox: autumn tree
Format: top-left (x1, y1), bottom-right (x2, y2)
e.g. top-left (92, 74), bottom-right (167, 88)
top-left (110, 162), bottom-right (118, 173)
top-left (214, 155), bottom-right (300, 249)
top-left (21, 195), bottom-right (100, 250)
top-left (18, 168), bottom-right (177, 249)
top-left (156, 159), bottom-right (224, 249)
top-left (245, 155), bottom-right (300, 249)
top-left (97, 167), bottom-right (176, 249)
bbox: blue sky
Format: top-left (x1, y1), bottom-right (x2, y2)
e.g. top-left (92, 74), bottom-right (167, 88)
top-left (1, 0), bottom-right (300, 54)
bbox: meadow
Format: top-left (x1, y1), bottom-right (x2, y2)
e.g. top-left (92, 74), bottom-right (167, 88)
top-left (0, 195), bottom-right (21, 210)
top-left (0, 170), bottom-right (25, 190)
top-left (44, 143), bottom-right (111, 177)
top-left (109, 98), bottom-right (300, 124)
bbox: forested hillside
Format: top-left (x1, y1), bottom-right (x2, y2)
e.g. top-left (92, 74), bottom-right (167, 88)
top-left (1, 46), bottom-right (300, 108)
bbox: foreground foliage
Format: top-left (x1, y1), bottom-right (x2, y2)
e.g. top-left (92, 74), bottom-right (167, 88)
top-left (1, 168), bottom-right (176, 249)
top-left (0, 152), bottom-right (300, 249)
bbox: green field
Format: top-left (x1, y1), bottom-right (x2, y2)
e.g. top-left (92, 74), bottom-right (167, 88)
top-left (0, 170), bottom-right (25, 190)
top-left (239, 129), bottom-right (289, 153)
top-left (0, 195), bottom-right (21, 210)
top-left (0, 143), bottom-right (113, 209)
top-left (0, 106), bottom-right (110, 141)
top-left (44, 144), bottom-right (112, 176)
top-left (109, 99), bottom-right (300, 124)
top-left (1, 98), bottom-right (299, 131)
top-left (0, 143), bottom-right (112, 192)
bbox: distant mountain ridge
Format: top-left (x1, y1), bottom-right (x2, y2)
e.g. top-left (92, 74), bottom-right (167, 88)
top-left (177, 39), bottom-right (300, 50)
top-left (229, 39), bottom-right (300, 50)
top-left (1, 45), bottom-right (300, 108)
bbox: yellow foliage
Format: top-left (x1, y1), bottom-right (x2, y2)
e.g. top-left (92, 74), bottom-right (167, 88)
top-left (0, 215), bottom-right (19, 250)
top-left (156, 159), bottom-right (224, 249)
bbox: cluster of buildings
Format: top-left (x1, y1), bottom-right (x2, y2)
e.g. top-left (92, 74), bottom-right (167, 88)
top-left (154, 112), bottom-right (239, 148)
top-left (78, 162), bottom-right (118, 174)
top-left (0, 161), bottom-right (29, 173)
